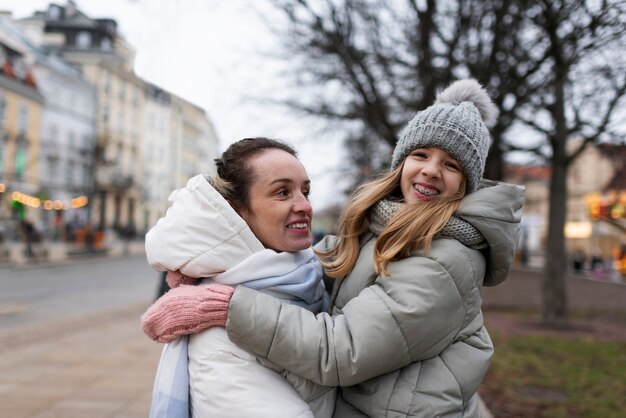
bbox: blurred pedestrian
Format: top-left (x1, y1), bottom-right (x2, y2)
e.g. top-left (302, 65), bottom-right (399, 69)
top-left (19, 219), bottom-right (36, 259)
top-left (0, 229), bottom-right (8, 262)
top-left (591, 249), bottom-right (605, 279)
top-left (572, 248), bottom-right (587, 274)
top-left (155, 271), bottom-right (168, 300)
top-left (84, 224), bottom-right (95, 253)
top-left (142, 79), bottom-right (525, 417)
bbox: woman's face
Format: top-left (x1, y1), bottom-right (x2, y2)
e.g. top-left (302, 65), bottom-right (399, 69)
top-left (239, 149), bottom-right (313, 252)
top-left (400, 147), bottom-right (464, 204)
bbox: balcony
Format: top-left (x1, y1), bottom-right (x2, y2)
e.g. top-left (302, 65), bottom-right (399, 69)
top-left (110, 173), bottom-right (133, 190)
top-left (94, 163), bottom-right (133, 191)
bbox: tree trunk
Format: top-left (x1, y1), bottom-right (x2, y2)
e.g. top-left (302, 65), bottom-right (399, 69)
top-left (542, 77), bottom-right (569, 327)
top-left (484, 127), bottom-right (504, 181)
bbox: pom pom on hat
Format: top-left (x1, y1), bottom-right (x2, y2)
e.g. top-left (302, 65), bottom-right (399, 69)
top-left (391, 78), bottom-right (498, 194)
top-left (435, 79), bottom-right (499, 128)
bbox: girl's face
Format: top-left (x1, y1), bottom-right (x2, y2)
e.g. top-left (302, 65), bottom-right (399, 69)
top-left (238, 149), bottom-right (313, 252)
top-left (400, 147), bottom-right (464, 204)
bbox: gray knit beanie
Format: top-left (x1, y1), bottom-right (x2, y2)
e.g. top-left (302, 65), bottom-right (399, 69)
top-left (391, 79), bottom-right (499, 194)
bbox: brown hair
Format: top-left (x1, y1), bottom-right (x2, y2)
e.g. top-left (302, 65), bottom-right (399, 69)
top-left (210, 137), bottom-right (297, 212)
top-left (316, 162), bottom-right (466, 277)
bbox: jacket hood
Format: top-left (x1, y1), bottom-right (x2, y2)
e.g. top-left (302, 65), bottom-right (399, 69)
top-left (456, 179), bottom-right (525, 286)
top-left (145, 174), bottom-right (265, 278)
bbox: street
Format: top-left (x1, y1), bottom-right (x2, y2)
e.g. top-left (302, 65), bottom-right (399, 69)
top-left (0, 254), bottom-right (164, 418)
top-left (0, 255), bottom-right (160, 331)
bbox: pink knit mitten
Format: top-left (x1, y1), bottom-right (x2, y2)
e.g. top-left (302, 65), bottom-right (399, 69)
top-left (141, 284), bottom-right (234, 343)
top-left (165, 270), bottom-right (198, 288)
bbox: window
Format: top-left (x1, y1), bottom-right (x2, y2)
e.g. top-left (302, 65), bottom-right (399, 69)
top-left (103, 76), bottom-right (111, 94)
top-left (68, 131), bottom-right (75, 149)
top-left (119, 82), bottom-right (125, 101)
top-left (0, 140), bottom-right (4, 175)
top-left (101, 37), bottom-right (112, 51)
top-left (12, 58), bottom-right (27, 79)
top-left (83, 162), bottom-right (91, 186)
top-left (117, 111), bottom-right (124, 132)
top-left (102, 105), bottom-right (109, 126)
top-left (14, 145), bottom-right (27, 180)
top-left (18, 105), bottom-right (28, 134)
top-left (46, 154), bottom-right (59, 184)
top-left (0, 48), bottom-right (6, 71)
top-left (67, 160), bottom-right (75, 186)
top-left (47, 156), bottom-right (59, 182)
top-left (48, 124), bottom-right (58, 145)
top-left (130, 115), bottom-right (138, 136)
top-left (0, 95), bottom-right (6, 131)
top-left (82, 134), bottom-right (92, 152)
top-left (47, 5), bottom-right (61, 20)
top-left (76, 31), bottom-right (92, 49)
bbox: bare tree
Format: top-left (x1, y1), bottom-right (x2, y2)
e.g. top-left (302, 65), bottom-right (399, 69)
top-left (507, 0), bottom-right (626, 326)
top-left (262, 0), bottom-right (539, 178)
top-left (261, 0), bottom-right (626, 325)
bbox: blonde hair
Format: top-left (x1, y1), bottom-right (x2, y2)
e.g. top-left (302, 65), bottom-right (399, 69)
top-left (316, 163), bottom-right (466, 278)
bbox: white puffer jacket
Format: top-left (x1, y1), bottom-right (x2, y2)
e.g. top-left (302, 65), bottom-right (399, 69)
top-left (146, 174), bottom-right (335, 418)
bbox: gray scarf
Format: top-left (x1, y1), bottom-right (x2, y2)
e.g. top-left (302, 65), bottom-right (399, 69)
top-left (368, 199), bottom-right (487, 250)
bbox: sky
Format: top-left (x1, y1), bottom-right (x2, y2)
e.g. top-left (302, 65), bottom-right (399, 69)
top-left (0, 0), bottom-right (348, 209)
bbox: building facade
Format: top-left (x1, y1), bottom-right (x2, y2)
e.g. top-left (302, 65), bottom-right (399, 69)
top-left (87, 62), bottom-right (144, 235)
top-left (9, 1), bottom-right (220, 242)
top-left (34, 53), bottom-right (97, 239)
top-left (175, 97), bottom-right (219, 188)
top-left (19, 2), bottom-right (144, 236)
top-left (140, 82), bottom-right (220, 232)
top-left (142, 82), bottom-right (172, 232)
top-left (0, 22), bottom-right (44, 233)
top-left (505, 141), bottom-right (626, 270)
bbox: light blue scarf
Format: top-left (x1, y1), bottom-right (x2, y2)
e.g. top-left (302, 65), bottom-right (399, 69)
top-left (149, 249), bottom-right (326, 418)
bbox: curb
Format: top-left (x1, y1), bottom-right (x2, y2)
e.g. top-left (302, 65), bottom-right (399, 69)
top-left (0, 240), bottom-right (146, 269)
top-left (0, 249), bottom-right (146, 271)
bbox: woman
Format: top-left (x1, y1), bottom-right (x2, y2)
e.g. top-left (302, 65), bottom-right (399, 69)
top-left (143, 79), bottom-right (525, 417)
top-left (146, 137), bottom-right (335, 418)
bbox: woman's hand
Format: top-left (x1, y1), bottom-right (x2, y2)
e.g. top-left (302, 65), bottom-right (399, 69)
top-left (141, 283), bottom-right (234, 343)
top-left (165, 270), bottom-right (199, 288)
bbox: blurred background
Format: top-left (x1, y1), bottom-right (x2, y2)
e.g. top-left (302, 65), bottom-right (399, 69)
top-left (0, 1), bottom-right (624, 417)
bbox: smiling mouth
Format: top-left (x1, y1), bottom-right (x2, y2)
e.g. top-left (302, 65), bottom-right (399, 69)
top-left (413, 184), bottom-right (439, 196)
top-left (287, 223), bottom-right (309, 230)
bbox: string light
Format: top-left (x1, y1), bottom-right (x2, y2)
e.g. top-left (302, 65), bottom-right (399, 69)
top-left (8, 190), bottom-right (89, 210)
top-left (585, 191), bottom-right (626, 220)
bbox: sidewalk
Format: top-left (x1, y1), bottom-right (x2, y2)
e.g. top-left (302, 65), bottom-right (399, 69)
top-left (0, 303), bottom-right (162, 418)
top-left (482, 265), bottom-right (626, 314)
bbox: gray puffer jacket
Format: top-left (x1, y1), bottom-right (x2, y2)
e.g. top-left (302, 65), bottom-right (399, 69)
top-left (226, 180), bottom-right (524, 417)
